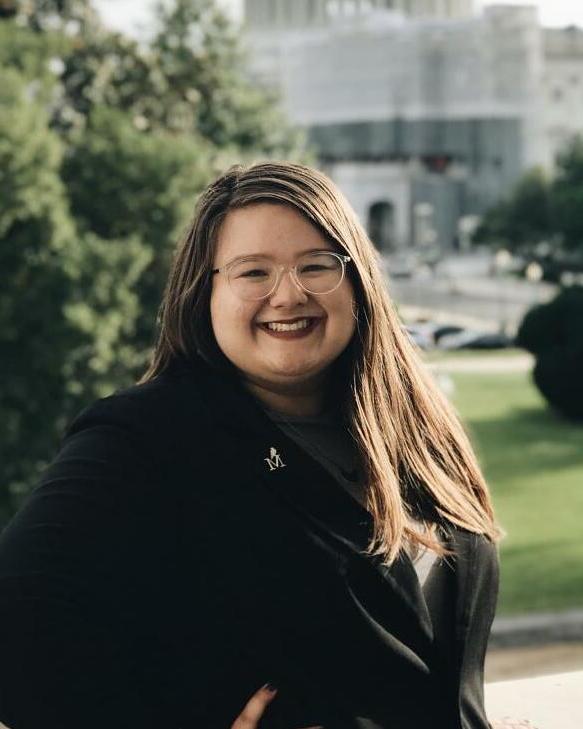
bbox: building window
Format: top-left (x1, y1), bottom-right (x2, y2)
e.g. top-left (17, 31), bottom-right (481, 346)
top-left (422, 155), bottom-right (451, 174)
top-left (368, 201), bottom-right (396, 252)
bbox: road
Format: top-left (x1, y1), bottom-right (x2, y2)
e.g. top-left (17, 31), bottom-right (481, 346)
top-left (385, 252), bottom-right (557, 334)
top-left (486, 642), bottom-right (583, 682)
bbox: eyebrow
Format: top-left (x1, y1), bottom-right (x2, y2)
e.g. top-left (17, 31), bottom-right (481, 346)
top-left (219, 247), bottom-right (335, 269)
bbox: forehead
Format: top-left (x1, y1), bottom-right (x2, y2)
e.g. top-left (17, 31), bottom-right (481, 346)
top-left (215, 202), bottom-right (333, 263)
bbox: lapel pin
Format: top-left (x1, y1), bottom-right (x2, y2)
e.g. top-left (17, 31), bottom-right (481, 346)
top-left (264, 446), bottom-right (286, 472)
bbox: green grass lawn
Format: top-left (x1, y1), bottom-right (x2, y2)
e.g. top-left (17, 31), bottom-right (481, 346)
top-left (447, 366), bottom-right (583, 615)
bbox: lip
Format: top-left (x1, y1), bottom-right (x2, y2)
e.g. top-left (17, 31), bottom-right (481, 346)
top-left (256, 316), bottom-right (323, 325)
top-left (256, 316), bottom-right (323, 339)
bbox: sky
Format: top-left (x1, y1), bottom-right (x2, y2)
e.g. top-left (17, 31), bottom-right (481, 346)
top-left (92, 1), bottom-right (583, 39)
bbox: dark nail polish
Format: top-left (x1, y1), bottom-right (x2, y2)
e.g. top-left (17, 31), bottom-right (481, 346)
top-left (264, 682), bottom-right (278, 692)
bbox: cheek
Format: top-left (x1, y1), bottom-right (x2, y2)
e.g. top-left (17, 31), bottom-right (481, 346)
top-left (327, 286), bottom-right (356, 339)
top-left (210, 289), bottom-right (256, 349)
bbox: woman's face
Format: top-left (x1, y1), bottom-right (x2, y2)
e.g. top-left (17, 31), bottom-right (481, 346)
top-left (210, 203), bottom-right (356, 397)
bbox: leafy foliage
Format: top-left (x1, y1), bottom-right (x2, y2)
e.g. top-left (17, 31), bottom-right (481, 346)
top-left (474, 137), bottom-right (583, 257)
top-left (63, 105), bottom-right (213, 351)
top-left (0, 68), bottom-right (76, 520)
top-left (63, 106), bottom-right (210, 246)
top-left (516, 287), bottom-right (583, 420)
top-left (473, 168), bottom-right (552, 252)
top-left (549, 136), bottom-right (583, 253)
top-left (3, 0), bottom-right (98, 31)
top-left (0, 0), bottom-right (307, 522)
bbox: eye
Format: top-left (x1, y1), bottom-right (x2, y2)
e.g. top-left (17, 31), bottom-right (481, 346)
top-left (299, 264), bottom-right (329, 274)
top-left (237, 267), bottom-right (270, 279)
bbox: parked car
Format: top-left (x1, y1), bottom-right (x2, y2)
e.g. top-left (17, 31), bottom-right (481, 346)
top-left (403, 324), bottom-right (434, 350)
top-left (432, 324), bottom-right (465, 343)
top-left (404, 321), bottom-right (465, 349)
top-left (438, 330), bottom-right (514, 350)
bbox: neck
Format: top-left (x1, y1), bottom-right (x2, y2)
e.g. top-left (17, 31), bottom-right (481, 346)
top-left (243, 377), bottom-right (325, 417)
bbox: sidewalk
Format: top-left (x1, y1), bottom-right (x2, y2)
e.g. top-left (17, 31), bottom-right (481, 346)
top-left (485, 670), bottom-right (583, 729)
top-left (427, 353), bottom-right (533, 374)
top-left (487, 609), bottom-right (583, 683)
top-left (484, 610), bottom-right (583, 727)
top-left (486, 641), bottom-right (583, 682)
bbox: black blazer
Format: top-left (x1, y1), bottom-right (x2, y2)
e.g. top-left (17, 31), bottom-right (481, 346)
top-left (0, 356), bottom-right (499, 729)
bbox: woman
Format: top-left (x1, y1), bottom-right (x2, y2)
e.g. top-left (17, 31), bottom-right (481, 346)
top-left (0, 162), bottom-right (500, 729)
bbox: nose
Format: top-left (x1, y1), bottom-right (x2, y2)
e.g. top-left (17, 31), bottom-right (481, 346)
top-left (268, 267), bottom-right (309, 306)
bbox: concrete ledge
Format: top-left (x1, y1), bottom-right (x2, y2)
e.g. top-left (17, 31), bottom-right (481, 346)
top-left (490, 609), bottom-right (583, 648)
top-left (486, 670), bottom-right (583, 729)
top-left (1, 673), bottom-right (581, 729)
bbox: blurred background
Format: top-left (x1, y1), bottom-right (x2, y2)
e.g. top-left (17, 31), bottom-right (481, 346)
top-left (1, 0), bottom-right (582, 717)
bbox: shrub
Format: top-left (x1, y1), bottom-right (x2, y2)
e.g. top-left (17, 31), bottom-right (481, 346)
top-left (516, 286), bottom-right (583, 420)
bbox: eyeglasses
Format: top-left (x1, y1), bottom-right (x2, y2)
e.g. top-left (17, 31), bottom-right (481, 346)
top-left (212, 251), bottom-right (351, 301)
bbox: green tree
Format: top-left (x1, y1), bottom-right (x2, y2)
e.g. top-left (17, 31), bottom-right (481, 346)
top-left (516, 286), bottom-right (583, 420)
top-left (0, 0), bottom-right (308, 521)
top-left (60, 231), bottom-right (153, 400)
top-left (0, 71), bottom-right (155, 521)
top-left (20, 0), bottom-right (306, 159)
top-left (62, 105), bottom-right (213, 349)
top-left (63, 106), bottom-right (211, 247)
top-left (549, 135), bottom-right (583, 253)
top-left (0, 69), bottom-right (76, 520)
top-left (4, 0), bottom-right (98, 32)
top-left (148, 0), bottom-right (305, 155)
top-left (0, 14), bottom-right (66, 93)
top-left (473, 168), bottom-right (552, 252)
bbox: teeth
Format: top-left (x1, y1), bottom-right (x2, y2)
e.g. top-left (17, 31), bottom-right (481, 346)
top-left (265, 318), bottom-right (312, 332)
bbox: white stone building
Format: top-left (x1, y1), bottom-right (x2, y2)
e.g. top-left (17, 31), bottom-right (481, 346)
top-left (541, 25), bottom-right (583, 170)
top-left (243, 1), bottom-right (583, 251)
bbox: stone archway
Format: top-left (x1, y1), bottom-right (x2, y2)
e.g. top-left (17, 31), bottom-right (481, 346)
top-left (367, 200), bottom-right (395, 251)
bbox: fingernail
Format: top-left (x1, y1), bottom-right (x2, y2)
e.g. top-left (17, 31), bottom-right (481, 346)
top-left (263, 682), bottom-right (278, 693)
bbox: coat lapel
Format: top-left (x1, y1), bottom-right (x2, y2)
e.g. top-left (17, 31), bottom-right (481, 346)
top-left (177, 359), bottom-right (439, 662)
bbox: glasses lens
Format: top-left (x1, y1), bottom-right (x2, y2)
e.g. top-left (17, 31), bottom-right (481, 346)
top-left (228, 258), bottom-right (277, 300)
top-left (296, 252), bottom-right (344, 294)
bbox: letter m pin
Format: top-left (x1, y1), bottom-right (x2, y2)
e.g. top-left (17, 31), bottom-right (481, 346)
top-left (264, 446), bottom-right (286, 472)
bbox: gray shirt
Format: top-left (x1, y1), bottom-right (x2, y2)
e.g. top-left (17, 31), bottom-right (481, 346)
top-left (266, 408), bottom-right (440, 586)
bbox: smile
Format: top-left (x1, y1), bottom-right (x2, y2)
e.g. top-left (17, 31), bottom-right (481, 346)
top-left (257, 317), bottom-right (321, 338)
top-left (265, 318), bottom-right (312, 332)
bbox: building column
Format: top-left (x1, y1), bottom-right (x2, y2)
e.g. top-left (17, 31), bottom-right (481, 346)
top-left (243, 0), bottom-right (259, 26)
top-left (314, 0), bottom-right (328, 23)
top-left (289, 0), bottom-right (300, 25)
top-left (261, 0), bottom-right (272, 26)
top-left (274, 0), bottom-right (287, 27)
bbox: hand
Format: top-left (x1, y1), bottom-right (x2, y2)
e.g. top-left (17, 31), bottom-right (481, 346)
top-left (230, 683), bottom-right (322, 729)
top-left (231, 683), bottom-right (278, 729)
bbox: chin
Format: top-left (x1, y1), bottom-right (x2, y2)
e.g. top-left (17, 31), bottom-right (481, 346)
top-left (268, 355), bottom-right (325, 379)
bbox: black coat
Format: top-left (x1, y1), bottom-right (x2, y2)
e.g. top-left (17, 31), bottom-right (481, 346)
top-left (0, 356), bottom-right (499, 729)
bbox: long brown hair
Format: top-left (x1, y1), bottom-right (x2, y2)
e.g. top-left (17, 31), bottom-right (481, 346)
top-left (141, 161), bottom-right (500, 562)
